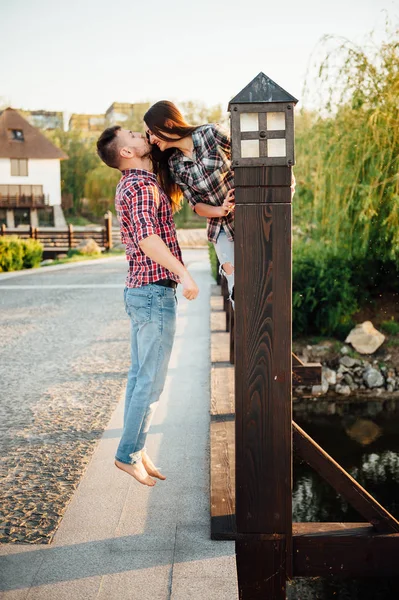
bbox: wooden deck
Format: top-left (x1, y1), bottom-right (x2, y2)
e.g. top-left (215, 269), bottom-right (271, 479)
top-left (210, 284), bottom-right (236, 539)
top-left (209, 283), bottom-right (399, 575)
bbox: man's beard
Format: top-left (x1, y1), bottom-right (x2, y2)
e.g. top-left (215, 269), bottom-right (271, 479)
top-left (138, 147), bottom-right (152, 159)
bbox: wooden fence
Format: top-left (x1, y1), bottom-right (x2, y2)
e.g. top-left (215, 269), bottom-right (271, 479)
top-left (0, 212), bottom-right (113, 257)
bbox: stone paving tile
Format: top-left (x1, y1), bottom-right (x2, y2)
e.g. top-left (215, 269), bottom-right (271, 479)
top-left (0, 262), bottom-right (130, 544)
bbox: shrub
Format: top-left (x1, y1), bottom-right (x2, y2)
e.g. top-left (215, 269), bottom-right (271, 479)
top-left (293, 240), bottom-right (358, 338)
top-left (0, 236), bottom-right (43, 272)
top-left (21, 239), bottom-right (43, 269)
top-left (0, 237), bottom-right (24, 271)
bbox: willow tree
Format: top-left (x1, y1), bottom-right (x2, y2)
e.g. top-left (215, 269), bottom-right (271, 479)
top-left (295, 24), bottom-right (399, 262)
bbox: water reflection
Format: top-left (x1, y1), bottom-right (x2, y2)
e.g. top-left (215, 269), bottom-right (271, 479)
top-left (288, 398), bottom-right (399, 599)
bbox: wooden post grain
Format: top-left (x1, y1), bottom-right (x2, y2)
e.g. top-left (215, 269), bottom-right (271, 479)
top-left (235, 166), bottom-right (293, 598)
top-left (68, 224), bottom-right (74, 250)
top-left (104, 210), bottom-right (113, 251)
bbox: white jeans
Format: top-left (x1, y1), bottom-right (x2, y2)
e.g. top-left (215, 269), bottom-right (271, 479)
top-left (214, 229), bottom-right (234, 301)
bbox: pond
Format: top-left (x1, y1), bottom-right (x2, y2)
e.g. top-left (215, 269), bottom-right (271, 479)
top-left (287, 398), bottom-right (399, 599)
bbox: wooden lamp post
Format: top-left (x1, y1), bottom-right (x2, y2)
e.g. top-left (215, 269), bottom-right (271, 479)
top-left (229, 72), bottom-right (297, 599)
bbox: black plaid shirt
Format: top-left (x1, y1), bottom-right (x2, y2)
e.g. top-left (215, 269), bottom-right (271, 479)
top-left (168, 124), bottom-right (234, 243)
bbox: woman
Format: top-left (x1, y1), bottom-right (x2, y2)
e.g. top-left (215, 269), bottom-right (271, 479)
top-left (144, 101), bottom-right (235, 301)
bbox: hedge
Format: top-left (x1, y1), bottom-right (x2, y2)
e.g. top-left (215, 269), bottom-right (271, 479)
top-left (0, 237), bottom-right (43, 272)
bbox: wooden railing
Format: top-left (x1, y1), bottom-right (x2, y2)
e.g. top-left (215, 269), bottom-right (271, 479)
top-left (0, 211), bottom-right (114, 255)
top-left (0, 195), bottom-right (48, 208)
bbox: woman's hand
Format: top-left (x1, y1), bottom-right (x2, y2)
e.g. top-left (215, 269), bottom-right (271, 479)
top-left (221, 188), bottom-right (235, 216)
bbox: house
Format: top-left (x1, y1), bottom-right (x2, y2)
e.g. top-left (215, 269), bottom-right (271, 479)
top-left (105, 102), bottom-right (150, 125)
top-left (17, 109), bottom-right (64, 131)
top-left (0, 108), bottom-right (68, 228)
top-left (68, 113), bottom-right (105, 133)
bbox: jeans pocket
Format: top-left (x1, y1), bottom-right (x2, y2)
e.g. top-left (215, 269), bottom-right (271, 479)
top-left (125, 291), bottom-right (152, 324)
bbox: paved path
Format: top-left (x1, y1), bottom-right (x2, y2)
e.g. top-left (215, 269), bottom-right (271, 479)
top-left (0, 250), bottom-right (238, 599)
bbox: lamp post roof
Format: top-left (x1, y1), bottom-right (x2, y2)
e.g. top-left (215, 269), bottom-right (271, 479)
top-left (229, 72), bottom-right (298, 106)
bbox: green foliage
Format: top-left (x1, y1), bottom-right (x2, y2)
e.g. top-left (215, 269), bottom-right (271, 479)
top-left (380, 318), bottom-right (399, 336)
top-left (0, 237), bottom-right (43, 272)
top-left (84, 163), bottom-right (120, 217)
top-left (293, 240), bottom-right (358, 337)
top-left (208, 242), bottom-right (218, 281)
top-left (180, 102), bottom-right (228, 127)
top-left (295, 25), bottom-right (399, 263)
top-left (0, 237), bottom-right (24, 271)
top-left (21, 239), bottom-right (43, 269)
top-left (45, 129), bottom-right (101, 213)
top-left (173, 200), bottom-right (207, 229)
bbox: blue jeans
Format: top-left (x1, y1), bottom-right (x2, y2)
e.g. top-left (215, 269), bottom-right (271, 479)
top-left (214, 229), bottom-right (234, 301)
top-left (115, 284), bottom-right (177, 465)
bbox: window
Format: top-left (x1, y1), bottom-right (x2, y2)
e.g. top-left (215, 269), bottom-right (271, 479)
top-left (9, 129), bottom-right (24, 141)
top-left (11, 158), bottom-right (28, 176)
top-left (14, 208), bottom-right (30, 227)
top-left (38, 207), bottom-right (54, 227)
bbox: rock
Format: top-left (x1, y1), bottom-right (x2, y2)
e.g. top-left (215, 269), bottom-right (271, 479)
top-left (345, 321), bottom-right (385, 354)
top-left (339, 356), bottom-right (357, 368)
top-left (294, 386), bottom-right (306, 397)
top-left (56, 253), bottom-right (68, 259)
top-left (323, 367), bottom-right (336, 385)
top-left (340, 345), bottom-right (350, 355)
top-left (75, 238), bottom-right (101, 255)
top-left (312, 375), bottom-right (329, 396)
top-left (363, 367), bottom-right (384, 389)
top-left (40, 259), bottom-right (54, 266)
top-left (335, 384), bottom-right (351, 396)
top-left (309, 342), bottom-right (335, 360)
top-left (343, 373), bottom-right (354, 386)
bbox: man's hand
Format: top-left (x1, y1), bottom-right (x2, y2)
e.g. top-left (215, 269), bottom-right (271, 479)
top-left (180, 270), bottom-right (199, 301)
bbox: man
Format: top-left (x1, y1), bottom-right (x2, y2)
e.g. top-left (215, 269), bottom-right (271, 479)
top-left (97, 127), bottom-right (198, 487)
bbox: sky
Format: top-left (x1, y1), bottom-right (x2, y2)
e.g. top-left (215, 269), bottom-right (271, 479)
top-left (0, 0), bottom-right (397, 118)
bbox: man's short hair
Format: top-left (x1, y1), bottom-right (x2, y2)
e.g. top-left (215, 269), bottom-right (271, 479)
top-left (97, 126), bottom-right (122, 168)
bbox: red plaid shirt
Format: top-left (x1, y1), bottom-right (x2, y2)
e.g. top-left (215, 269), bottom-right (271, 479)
top-left (115, 169), bottom-right (182, 288)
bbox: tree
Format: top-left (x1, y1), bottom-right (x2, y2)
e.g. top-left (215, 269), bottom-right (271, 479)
top-left (45, 129), bottom-right (101, 213)
top-left (84, 163), bottom-right (120, 217)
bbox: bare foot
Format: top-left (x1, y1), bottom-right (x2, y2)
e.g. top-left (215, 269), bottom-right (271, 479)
top-left (141, 451), bottom-right (166, 480)
top-left (114, 459), bottom-right (156, 487)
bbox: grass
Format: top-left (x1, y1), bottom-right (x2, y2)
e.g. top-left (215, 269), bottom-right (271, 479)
top-left (66, 215), bottom-right (98, 227)
top-left (380, 319), bottom-right (399, 336)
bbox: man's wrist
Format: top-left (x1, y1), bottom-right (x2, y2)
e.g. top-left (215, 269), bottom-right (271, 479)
top-left (176, 265), bottom-right (188, 279)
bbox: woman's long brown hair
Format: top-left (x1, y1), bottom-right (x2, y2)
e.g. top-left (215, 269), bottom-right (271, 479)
top-left (145, 101), bottom-right (199, 213)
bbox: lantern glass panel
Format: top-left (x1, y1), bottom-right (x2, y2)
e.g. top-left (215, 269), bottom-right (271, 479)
top-left (241, 140), bottom-right (260, 158)
top-left (240, 113), bottom-right (259, 132)
top-left (267, 139), bottom-right (286, 157)
top-left (267, 112), bottom-right (285, 131)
